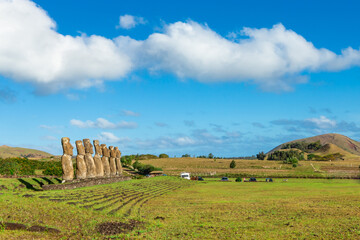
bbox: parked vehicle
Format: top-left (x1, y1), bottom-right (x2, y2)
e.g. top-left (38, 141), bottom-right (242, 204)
top-left (191, 176), bottom-right (204, 181)
top-left (221, 177), bottom-right (229, 181)
top-left (266, 178), bottom-right (273, 182)
top-left (180, 172), bottom-right (190, 180)
top-left (249, 177), bottom-right (257, 182)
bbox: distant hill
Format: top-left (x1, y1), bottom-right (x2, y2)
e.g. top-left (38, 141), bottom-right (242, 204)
top-left (0, 145), bottom-right (53, 159)
top-left (269, 133), bottom-right (360, 156)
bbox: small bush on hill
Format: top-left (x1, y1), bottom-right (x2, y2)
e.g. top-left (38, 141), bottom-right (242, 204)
top-left (283, 157), bottom-right (298, 165)
top-left (268, 150), bottom-right (303, 161)
top-left (281, 141), bottom-right (322, 152)
top-left (230, 160), bottom-right (236, 168)
top-left (256, 152), bottom-right (266, 160)
top-left (159, 153), bottom-right (169, 158)
top-left (132, 160), bottom-right (162, 175)
top-left (182, 154), bottom-right (191, 157)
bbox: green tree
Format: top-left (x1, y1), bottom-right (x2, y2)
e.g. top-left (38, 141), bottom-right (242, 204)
top-left (208, 153), bottom-right (214, 159)
top-left (256, 151), bottom-right (266, 160)
top-left (230, 160), bottom-right (236, 169)
top-left (159, 153), bottom-right (169, 158)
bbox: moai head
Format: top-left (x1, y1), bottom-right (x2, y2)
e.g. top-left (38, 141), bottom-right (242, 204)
top-left (101, 144), bottom-right (110, 157)
top-left (75, 140), bottom-right (85, 155)
top-left (83, 139), bottom-right (94, 154)
top-left (93, 140), bottom-right (102, 155)
top-left (114, 147), bottom-right (121, 158)
top-left (61, 137), bottom-right (73, 156)
top-left (109, 146), bottom-right (116, 157)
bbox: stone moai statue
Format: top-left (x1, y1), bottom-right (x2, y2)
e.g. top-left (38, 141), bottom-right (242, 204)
top-left (83, 139), bottom-right (96, 178)
top-left (114, 147), bottom-right (122, 175)
top-left (101, 144), bottom-right (111, 177)
top-left (93, 140), bottom-right (104, 177)
top-left (61, 137), bottom-right (74, 181)
top-left (75, 140), bottom-right (87, 179)
top-left (109, 146), bottom-right (117, 176)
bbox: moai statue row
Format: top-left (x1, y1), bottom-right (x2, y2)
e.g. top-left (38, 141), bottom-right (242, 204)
top-left (61, 137), bottom-right (124, 181)
top-left (115, 147), bottom-right (122, 175)
top-left (101, 144), bottom-right (111, 177)
top-left (75, 140), bottom-right (86, 179)
top-left (61, 137), bottom-right (74, 181)
top-left (93, 140), bottom-right (104, 177)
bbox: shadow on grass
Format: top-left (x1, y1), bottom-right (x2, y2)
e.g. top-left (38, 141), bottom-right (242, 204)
top-left (32, 178), bottom-right (45, 187)
top-left (41, 177), bottom-right (55, 185)
top-left (17, 179), bottom-right (42, 191)
top-left (54, 178), bottom-right (62, 183)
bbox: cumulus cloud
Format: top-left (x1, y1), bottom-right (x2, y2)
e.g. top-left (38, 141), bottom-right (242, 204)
top-left (0, 0), bottom-right (132, 93)
top-left (70, 118), bottom-right (137, 129)
top-left (98, 132), bottom-right (131, 143)
top-left (117, 21), bottom-right (360, 91)
top-left (117, 14), bottom-right (146, 29)
top-left (306, 116), bottom-right (336, 129)
top-left (271, 116), bottom-right (360, 133)
top-left (1, 0), bottom-right (360, 93)
top-left (121, 110), bottom-right (140, 117)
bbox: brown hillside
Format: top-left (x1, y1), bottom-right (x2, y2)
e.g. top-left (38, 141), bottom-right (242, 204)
top-left (269, 133), bottom-right (360, 156)
top-left (0, 145), bottom-right (53, 159)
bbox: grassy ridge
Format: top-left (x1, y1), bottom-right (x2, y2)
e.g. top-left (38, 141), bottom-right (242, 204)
top-left (269, 133), bottom-right (360, 156)
top-left (138, 157), bottom-right (360, 178)
top-left (0, 145), bottom-right (53, 159)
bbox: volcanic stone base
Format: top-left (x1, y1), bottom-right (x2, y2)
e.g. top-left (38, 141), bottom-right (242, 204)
top-left (42, 176), bottom-right (131, 191)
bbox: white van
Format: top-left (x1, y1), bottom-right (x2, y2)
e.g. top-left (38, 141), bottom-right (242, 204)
top-left (180, 172), bottom-right (190, 180)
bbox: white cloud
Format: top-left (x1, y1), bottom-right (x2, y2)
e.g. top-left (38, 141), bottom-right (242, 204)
top-left (121, 110), bottom-right (140, 117)
top-left (98, 132), bottom-right (131, 143)
top-left (117, 14), bottom-right (146, 29)
top-left (70, 118), bottom-right (137, 129)
top-left (117, 21), bottom-right (360, 91)
top-left (1, 0), bottom-right (360, 93)
top-left (306, 116), bottom-right (336, 129)
top-left (0, 0), bottom-right (132, 93)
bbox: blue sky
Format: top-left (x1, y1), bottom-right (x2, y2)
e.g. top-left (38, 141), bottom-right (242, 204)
top-left (0, 0), bottom-right (360, 157)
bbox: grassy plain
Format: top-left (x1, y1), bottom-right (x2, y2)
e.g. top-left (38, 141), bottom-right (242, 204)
top-left (1, 176), bottom-right (360, 239)
top-left (139, 157), bottom-right (360, 178)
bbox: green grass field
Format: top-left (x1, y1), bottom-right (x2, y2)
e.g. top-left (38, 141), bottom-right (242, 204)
top-left (1, 176), bottom-right (360, 239)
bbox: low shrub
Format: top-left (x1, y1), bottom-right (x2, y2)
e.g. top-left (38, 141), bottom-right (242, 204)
top-left (132, 160), bottom-right (162, 175)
